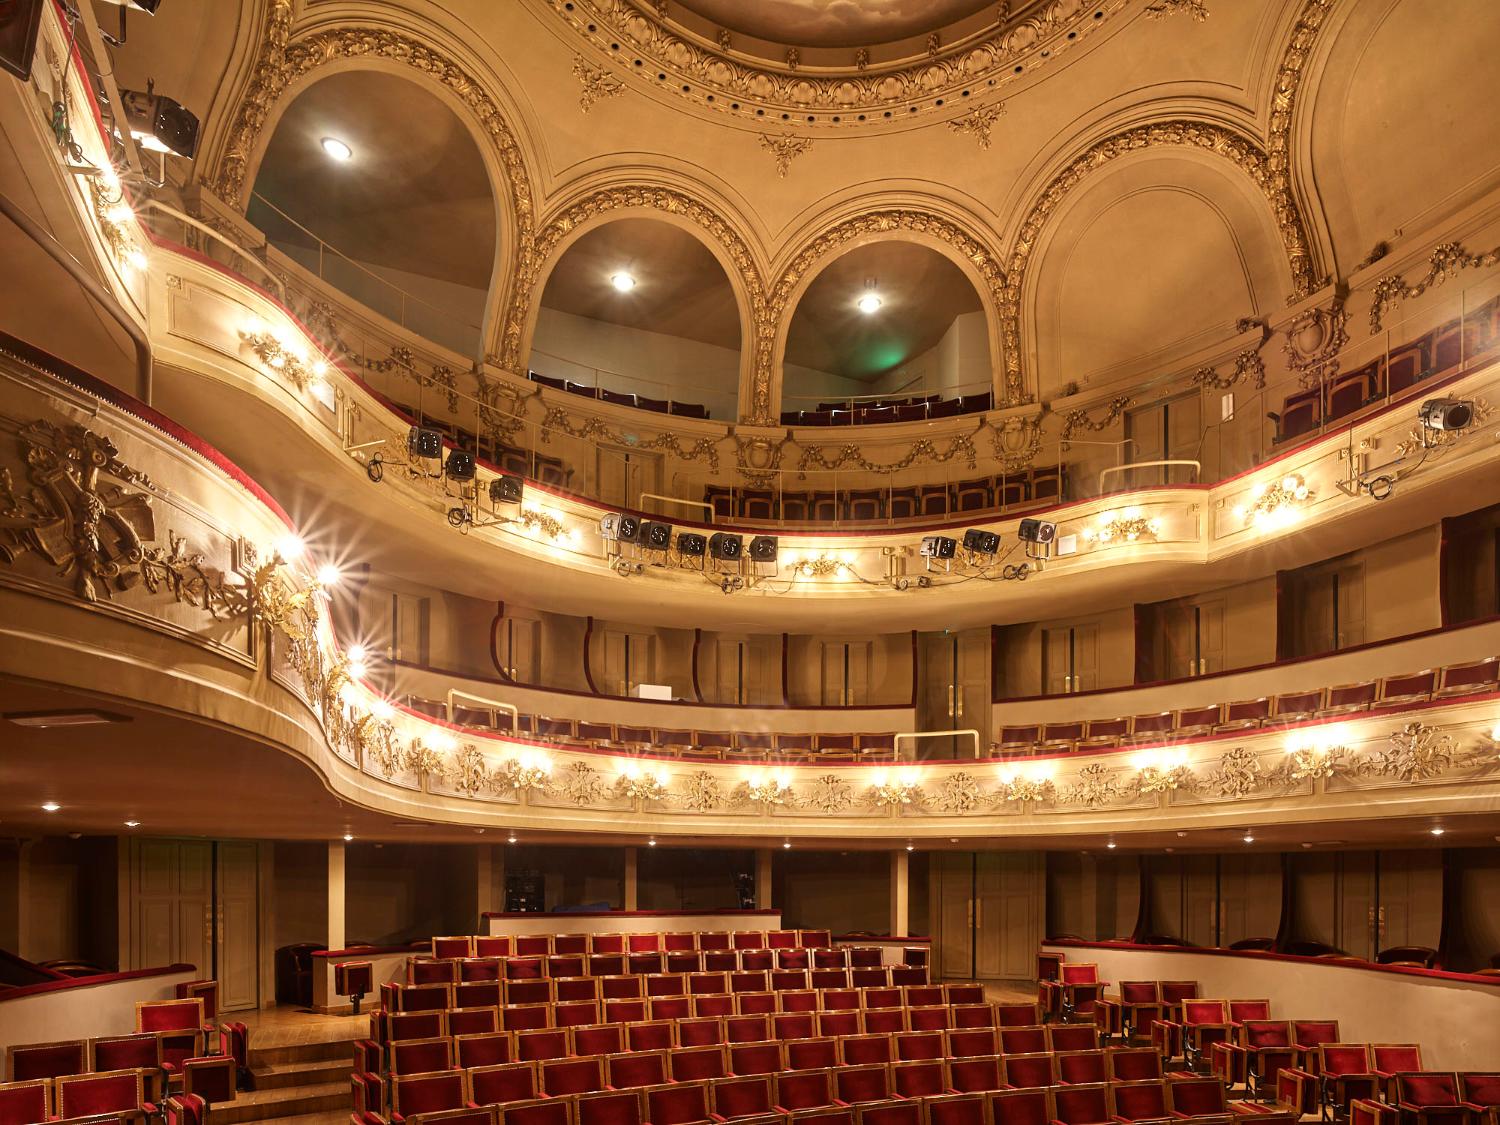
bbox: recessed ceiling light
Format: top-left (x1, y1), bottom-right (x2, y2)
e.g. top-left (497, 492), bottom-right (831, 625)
top-left (782, 841), bottom-right (792, 849)
top-left (647, 838), bottom-right (657, 847)
top-left (342, 833), bottom-right (354, 842)
top-left (5, 709), bottom-right (130, 728)
top-left (856, 292), bottom-right (883, 315)
top-left (1106, 842), bottom-right (1117, 849)
top-left (125, 820), bottom-right (140, 828)
top-left (1430, 826), bottom-right (1445, 837)
top-left (1176, 831), bottom-right (1188, 838)
top-left (610, 272), bottom-right (636, 292)
top-left (508, 834), bottom-right (518, 844)
top-left (321, 137), bottom-right (353, 162)
top-left (1243, 833), bottom-right (1255, 844)
top-left (41, 802), bottom-right (60, 813)
top-left (905, 844), bottom-right (915, 852)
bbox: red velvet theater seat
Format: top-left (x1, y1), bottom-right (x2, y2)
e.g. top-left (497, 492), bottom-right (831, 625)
top-left (54, 1069), bottom-right (153, 1123)
top-left (891, 1060), bottom-right (946, 1099)
top-left (9, 1039), bottom-right (88, 1082)
top-left (989, 1087), bottom-right (1052, 1125)
top-left (947, 1056), bottom-right (1006, 1094)
top-left (501, 1098), bottom-right (571, 1125)
top-left (671, 1046), bottom-right (728, 1084)
top-left (644, 1081), bottom-right (715, 1125)
top-left (573, 1025), bottom-right (624, 1057)
top-left (577, 1089), bottom-right (645, 1125)
top-left (834, 1064), bottom-right (896, 1104)
top-left (858, 1099), bottom-right (922, 1125)
top-left (90, 1036), bottom-right (165, 1099)
top-left (432, 936), bottom-right (475, 959)
top-left (1057, 1051), bottom-right (1108, 1086)
top-left (997, 1003), bottom-right (1042, 1027)
top-left (925, 1093), bottom-right (989, 1125)
top-left (785, 1039), bottom-right (839, 1070)
top-left (1003, 1054), bottom-right (1058, 1089)
top-left (1395, 1074), bottom-right (1470, 1125)
top-left (711, 1075), bottom-right (776, 1121)
top-left (626, 1022), bottom-right (674, 1053)
top-left (180, 1056), bottom-right (237, 1106)
top-left (1053, 1083), bottom-right (1114, 1125)
top-left (1001, 1027), bottom-right (1048, 1055)
top-left (1164, 1076), bottom-right (1232, 1121)
top-left (541, 1056), bottom-right (606, 1098)
top-left (392, 1038), bottom-right (454, 1075)
top-left (946, 1028), bottom-right (999, 1058)
top-left (456, 1033), bottom-right (512, 1070)
top-left (1111, 1080), bottom-right (1173, 1124)
top-left (679, 1017), bottom-right (726, 1048)
top-left (774, 1069), bottom-right (842, 1113)
top-left (609, 1050), bottom-right (668, 1089)
top-left (1319, 1046), bottom-right (1378, 1115)
top-left (1373, 1046), bottom-right (1424, 1100)
top-left (467, 1063), bottom-right (539, 1108)
top-left (839, 1036), bottom-right (894, 1067)
top-left (1108, 1048), bottom-right (1165, 1083)
top-left (1461, 1075), bottom-right (1500, 1125)
top-left (729, 1042), bottom-right (784, 1077)
top-left (392, 1072), bottom-right (468, 1124)
top-left (0, 1078), bottom-right (52, 1125)
top-left (408, 1110), bottom-right (497, 1125)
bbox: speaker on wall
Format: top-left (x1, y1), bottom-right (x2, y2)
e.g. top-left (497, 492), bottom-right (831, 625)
top-left (0, 0), bottom-right (45, 81)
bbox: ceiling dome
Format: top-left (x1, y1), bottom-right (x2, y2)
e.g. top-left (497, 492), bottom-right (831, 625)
top-left (672, 0), bottom-right (999, 50)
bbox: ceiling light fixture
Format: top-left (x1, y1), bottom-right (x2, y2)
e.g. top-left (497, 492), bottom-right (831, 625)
top-left (41, 802), bottom-right (60, 813)
top-left (905, 843), bottom-right (915, 852)
top-left (856, 292), bottom-right (882, 315)
top-left (1106, 842), bottom-right (1117, 849)
top-left (321, 137), bottom-right (353, 162)
top-left (782, 841), bottom-right (792, 849)
top-left (610, 272), bottom-right (636, 293)
top-left (647, 838), bottom-right (657, 847)
top-left (508, 834), bottom-right (518, 844)
top-left (1242, 832), bottom-right (1255, 844)
top-left (125, 820), bottom-right (141, 828)
top-left (342, 833), bottom-right (354, 842)
top-left (1430, 826), bottom-right (1445, 837)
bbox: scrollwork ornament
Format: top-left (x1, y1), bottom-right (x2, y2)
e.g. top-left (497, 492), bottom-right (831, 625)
top-left (1060, 761), bottom-right (1122, 809)
top-left (932, 772), bottom-right (985, 814)
top-left (448, 745), bottom-right (492, 796)
top-left (760, 134), bottom-right (812, 178)
top-left (946, 103), bottom-right (1006, 150)
top-left (989, 414), bottom-right (1044, 473)
top-left (1368, 242), bottom-right (1500, 333)
top-left (804, 774), bottom-right (856, 814)
top-left (676, 770), bottom-right (724, 812)
top-left (1355, 722), bottom-right (1464, 782)
top-left (558, 761), bottom-right (605, 805)
top-left (1206, 746), bottom-right (1263, 799)
top-left (1145, 0), bottom-right (1208, 18)
top-left (1191, 350), bottom-right (1266, 391)
top-left (573, 56), bottom-right (625, 113)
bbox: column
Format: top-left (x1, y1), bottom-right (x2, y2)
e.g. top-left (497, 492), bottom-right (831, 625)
top-left (624, 847), bottom-right (639, 911)
top-left (327, 841), bottom-right (346, 951)
top-left (890, 849), bottom-right (910, 938)
top-left (755, 848), bottom-right (773, 910)
top-left (0, 839), bottom-right (27, 955)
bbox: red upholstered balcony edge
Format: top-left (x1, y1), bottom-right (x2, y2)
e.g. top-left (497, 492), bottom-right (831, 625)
top-left (312, 944), bottom-right (428, 960)
top-left (480, 908), bottom-right (785, 919)
top-left (1044, 938), bottom-right (1500, 988)
top-left (995, 611), bottom-right (1500, 704)
top-left (136, 224), bottom-right (1499, 538)
top-left (0, 962), bottom-right (196, 1003)
top-left (0, 332), bottom-right (294, 529)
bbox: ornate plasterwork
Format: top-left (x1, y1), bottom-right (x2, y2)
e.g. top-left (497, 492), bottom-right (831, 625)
top-left (1145, 0), bottom-right (1208, 19)
top-left (1282, 297), bottom-right (1349, 387)
top-left (539, 405), bottom-right (723, 471)
top-left (574, 56), bottom-right (625, 113)
top-left (760, 134), bottom-right (813, 178)
top-left (1002, 114), bottom-right (1324, 403)
top-left (1191, 349), bottom-right (1267, 391)
top-left (795, 433), bottom-right (978, 475)
top-left (947, 103), bottom-right (1007, 150)
top-left (1368, 242), bottom-right (1500, 334)
top-left (545, 0), bottom-right (1124, 127)
top-left (1060, 395), bottom-right (1132, 442)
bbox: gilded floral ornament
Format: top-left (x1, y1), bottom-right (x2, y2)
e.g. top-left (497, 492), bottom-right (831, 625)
top-left (1132, 753), bottom-right (1197, 796)
top-left (1234, 473), bottom-right (1313, 531)
top-left (497, 752), bottom-right (554, 795)
top-left (1391, 398), bottom-right (1491, 460)
top-left (1191, 350), bottom-right (1266, 391)
top-left (557, 761), bottom-right (605, 805)
top-left (805, 774), bottom-right (856, 814)
top-left (760, 134), bottom-right (812, 179)
top-left (796, 434), bottom-right (977, 476)
top-left (614, 764), bottom-right (671, 802)
top-left (932, 772), bottom-right (985, 814)
top-left (573, 56), bottom-right (625, 113)
top-left (946, 103), bottom-right (1006, 150)
top-left (448, 745), bottom-right (493, 796)
top-left (1355, 722), bottom-right (1463, 782)
top-left (539, 405), bottom-right (721, 471)
top-left (867, 771), bottom-right (923, 810)
top-left (998, 771), bottom-right (1056, 805)
top-left (676, 771), bottom-right (725, 812)
top-left (736, 773), bottom-right (797, 810)
top-left (239, 323), bottom-right (331, 393)
top-left (1145, 0), bottom-right (1208, 19)
top-left (1281, 742), bottom-right (1344, 782)
top-left (1283, 299), bottom-right (1350, 388)
top-left (1206, 747), bottom-right (1264, 799)
top-left (1060, 397), bottom-right (1132, 443)
top-left (1061, 761), bottom-right (1122, 809)
top-left (1082, 507), bottom-right (1162, 547)
top-left (1368, 242), bottom-right (1500, 333)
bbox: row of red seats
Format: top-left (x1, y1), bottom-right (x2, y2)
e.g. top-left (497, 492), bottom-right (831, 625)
top-left (1352, 1074), bottom-right (1500, 1125)
top-left (0, 1066), bottom-right (205, 1125)
top-left (351, 1065), bottom-right (1280, 1125)
top-left (365, 1023), bottom-right (1120, 1080)
top-left (430, 934), bottom-right (840, 960)
top-left (403, 956), bottom-right (918, 988)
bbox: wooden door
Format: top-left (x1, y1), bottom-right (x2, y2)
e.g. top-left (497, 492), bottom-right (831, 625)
top-left (1125, 403), bottom-right (1166, 486)
top-left (1166, 393), bottom-right (1204, 473)
top-left (1338, 851), bottom-right (1379, 960)
top-left (1180, 855), bottom-right (1217, 948)
top-left (1378, 850), bottom-right (1442, 953)
top-left (955, 629), bottom-right (990, 754)
top-left (1071, 625), bottom-right (1099, 692)
top-left (133, 839), bottom-right (212, 973)
top-left (215, 843), bottom-right (260, 1011)
top-left (713, 639), bottom-right (746, 704)
top-left (497, 616), bottom-right (540, 682)
top-left (392, 592), bottom-right (430, 665)
top-left (1218, 854), bottom-right (1281, 947)
top-left (974, 853), bottom-right (1041, 981)
top-left (933, 853), bottom-right (975, 980)
top-left (1195, 598), bottom-right (1226, 675)
top-left (1042, 628), bottom-right (1072, 696)
top-left (1333, 561), bottom-right (1366, 650)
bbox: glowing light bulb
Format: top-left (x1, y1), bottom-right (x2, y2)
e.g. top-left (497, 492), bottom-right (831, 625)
top-left (274, 534), bottom-right (305, 562)
top-left (610, 272), bottom-right (636, 292)
top-left (347, 644), bottom-right (368, 664)
top-left (321, 137), bottom-right (353, 162)
top-left (343, 832), bottom-right (354, 842)
top-left (317, 563), bottom-right (342, 587)
top-left (371, 699), bottom-right (394, 721)
top-left (41, 802), bottom-right (60, 813)
top-left (857, 292), bottom-right (883, 315)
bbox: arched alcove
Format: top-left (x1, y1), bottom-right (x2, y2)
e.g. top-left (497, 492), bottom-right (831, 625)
top-left (781, 241), bottom-right (989, 417)
top-left (1310, 0), bottom-right (1500, 268)
top-left (530, 218), bottom-right (743, 421)
top-left (247, 70), bottom-right (499, 359)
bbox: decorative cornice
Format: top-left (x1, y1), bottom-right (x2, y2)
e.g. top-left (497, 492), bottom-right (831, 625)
top-left (1191, 349), bottom-right (1267, 391)
top-left (1369, 241), bottom-right (1500, 334)
top-left (541, 0), bottom-right (1126, 129)
top-left (573, 56), bottom-right (625, 113)
top-left (1145, 0), bottom-right (1209, 19)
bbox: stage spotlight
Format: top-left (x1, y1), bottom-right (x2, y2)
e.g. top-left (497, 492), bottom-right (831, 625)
top-left (600, 513), bottom-right (642, 543)
top-left (920, 535), bottom-right (957, 559)
top-left (1419, 398), bottom-right (1474, 431)
top-left (676, 532), bottom-right (707, 557)
top-left (640, 521), bottom-right (674, 550)
top-left (119, 83), bottom-right (199, 157)
top-left (489, 474), bottom-right (524, 504)
top-left (749, 535), bottom-right (779, 563)
top-left (1017, 518), bottom-right (1057, 544)
top-left (407, 426), bottom-right (443, 459)
top-left (962, 529), bottom-right (1000, 556)
top-left (709, 532), bottom-right (743, 561)
top-left (444, 449), bottom-right (476, 482)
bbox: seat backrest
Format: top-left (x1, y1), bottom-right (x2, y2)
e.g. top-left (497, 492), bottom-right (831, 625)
top-left (1111, 1081), bottom-right (1169, 1122)
top-left (90, 1035), bottom-right (160, 1073)
top-left (1107, 1048), bottom-right (1163, 1082)
top-left (1167, 1078), bottom-right (1227, 1117)
top-left (1119, 981), bottom-right (1160, 1004)
top-left (670, 1046), bottom-right (727, 1083)
top-left (55, 1070), bottom-right (143, 1119)
top-left (1000, 1027), bottom-right (1047, 1054)
top-left (1320, 1044), bottom-right (1375, 1075)
top-left (834, 1064), bottom-right (894, 1103)
top-left (785, 1038), bottom-right (838, 1069)
top-left (1243, 1021), bottom-right (1293, 1049)
top-left (711, 1075), bottom-right (774, 1118)
top-left (1182, 999), bottom-right (1228, 1025)
top-left (891, 1060), bottom-right (946, 1099)
top-left (645, 1081), bottom-right (710, 1125)
top-left (0, 1079), bottom-right (51, 1125)
top-left (1048, 1025), bottom-right (1099, 1052)
top-left (456, 1033), bottom-right (512, 1069)
top-left (470, 1063), bottom-right (538, 1106)
top-left (1058, 1051), bottom-right (1107, 1084)
top-left (1060, 963), bottom-right (1099, 984)
top-left (1372, 1045), bottom-right (1422, 1072)
top-left (502, 1098), bottom-right (571, 1125)
top-left (1002, 1054), bottom-right (1055, 1088)
top-left (840, 1034), bottom-right (894, 1066)
top-left (575, 1089), bottom-right (642, 1125)
top-left (572, 1024), bottom-right (624, 1057)
top-left (1229, 1000), bottom-right (1271, 1022)
top-left (136, 998), bottom-right (203, 1034)
top-left (923, 1093), bottom-right (986, 1125)
top-left (729, 1042), bottom-right (783, 1076)
top-left (1053, 1083), bottom-right (1111, 1125)
top-left (1460, 1074), bottom-right (1500, 1107)
top-left (1293, 1020), bottom-right (1340, 1048)
top-left (988, 1087), bottom-right (1050, 1125)
top-left (9, 1040), bottom-right (88, 1082)
top-left (945, 1056), bottom-right (1004, 1093)
top-left (1397, 1073), bottom-right (1460, 1108)
top-left (540, 1055), bottom-right (605, 1097)
top-left (393, 1038), bottom-right (454, 1076)
top-left (514, 1029), bottom-right (570, 1062)
top-left (1159, 980), bottom-right (1199, 1004)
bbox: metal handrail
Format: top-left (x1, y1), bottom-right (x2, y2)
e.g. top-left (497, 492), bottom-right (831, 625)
top-left (640, 493), bottom-right (714, 519)
top-left (894, 729), bottom-right (982, 762)
top-left (1098, 459), bottom-right (1202, 493)
top-left (446, 688), bottom-right (519, 728)
top-left (138, 199), bottom-right (286, 300)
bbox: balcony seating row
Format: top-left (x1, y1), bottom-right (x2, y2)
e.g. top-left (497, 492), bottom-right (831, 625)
top-left (1271, 293), bottom-right (1500, 442)
top-left (402, 704), bottom-right (902, 764)
top-left (527, 372), bottom-right (711, 421)
top-left (427, 934), bottom-right (842, 959)
top-left (386, 401), bottom-right (575, 490)
top-left (702, 467), bottom-right (1063, 526)
top-left (780, 392), bottom-right (994, 428)
top-left (994, 658), bottom-right (1499, 756)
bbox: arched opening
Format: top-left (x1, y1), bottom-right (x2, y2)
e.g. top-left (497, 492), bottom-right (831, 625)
top-left (247, 70), bottom-right (498, 359)
top-left (530, 218), bottom-right (744, 421)
top-left (781, 241), bottom-right (990, 424)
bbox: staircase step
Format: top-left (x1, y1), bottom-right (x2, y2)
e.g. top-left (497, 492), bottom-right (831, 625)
top-left (250, 1058), bottom-right (351, 1090)
top-left (251, 1036), bottom-right (360, 1067)
top-left (213, 1081), bottom-right (350, 1124)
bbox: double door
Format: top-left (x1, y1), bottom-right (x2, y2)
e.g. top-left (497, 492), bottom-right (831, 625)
top-left (129, 839), bottom-right (260, 1011)
top-left (933, 852), bottom-right (1041, 981)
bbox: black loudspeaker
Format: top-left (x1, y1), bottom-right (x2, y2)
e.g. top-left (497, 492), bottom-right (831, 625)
top-left (748, 535), bottom-right (779, 563)
top-left (708, 532), bottom-right (743, 561)
top-left (640, 521), bottom-right (673, 550)
top-left (963, 529), bottom-right (1001, 556)
top-left (0, 0), bottom-right (45, 81)
top-left (920, 535), bottom-right (957, 559)
top-left (444, 449), bottom-right (477, 482)
top-left (676, 532), bottom-right (707, 557)
top-left (119, 87), bottom-right (200, 158)
top-left (408, 426), bottom-right (443, 459)
top-left (600, 513), bottom-right (641, 543)
top-left (1017, 518), bottom-right (1057, 544)
top-left (490, 474), bottom-right (524, 504)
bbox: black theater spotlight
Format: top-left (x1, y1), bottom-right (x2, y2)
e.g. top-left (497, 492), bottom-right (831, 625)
top-left (709, 532), bottom-right (743, 561)
top-left (407, 426), bottom-right (443, 460)
top-left (676, 532), bottom-right (707, 558)
top-left (600, 513), bottom-right (642, 543)
top-left (640, 521), bottom-right (674, 550)
top-left (444, 449), bottom-right (477, 482)
top-left (119, 82), bottom-right (199, 158)
top-left (920, 535), bottom-right (957, 560)
top-left (489, 474), bottom-right (524, 505)
top-left (748, 535), bottom-right (779, 563)
top-left (963, 529), bottom-right (1001, 556)
top-left (1419, 398), bottom-right (1474, 432)
top-left (1017, 518), bottom-right (1057, 544)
